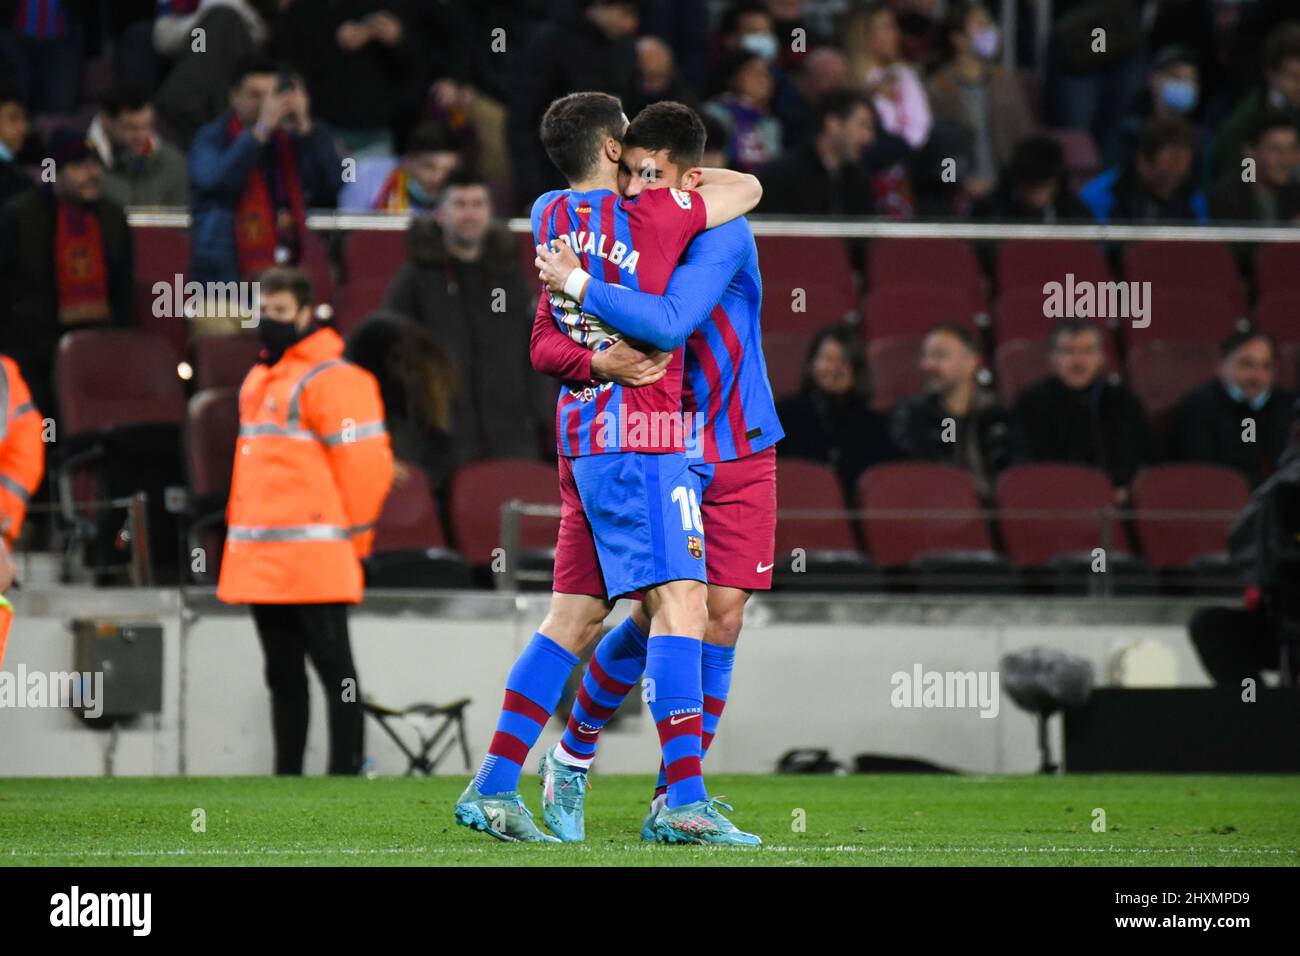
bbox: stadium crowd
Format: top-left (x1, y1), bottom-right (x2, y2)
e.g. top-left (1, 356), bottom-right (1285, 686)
top-left (0, 0), bottom-right (1298, 587)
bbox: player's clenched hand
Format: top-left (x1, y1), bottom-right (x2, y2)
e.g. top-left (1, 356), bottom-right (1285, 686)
top-left (535, 242), bottom-right (584, 298)
top-left (590, 340), bottom-right (670, 387)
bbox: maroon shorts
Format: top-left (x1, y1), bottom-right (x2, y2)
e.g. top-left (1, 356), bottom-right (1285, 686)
top-left (695, 445), bottom-right (778, 591)
top-left (552, 455), bottom-right (606, 597)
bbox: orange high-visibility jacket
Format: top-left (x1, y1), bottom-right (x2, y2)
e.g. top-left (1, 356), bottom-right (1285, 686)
top-left (0, 354), bottom-right (46, 546)
top-left (0, 594), bottom-right (11, 668)
top-left (217, 327), bottom-right (393, 605)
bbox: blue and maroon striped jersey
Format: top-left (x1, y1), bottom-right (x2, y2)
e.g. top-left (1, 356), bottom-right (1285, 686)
top-left (580, 217), bottom-right (784, 464)
top-left (531, 186), bottom-right (707, 457)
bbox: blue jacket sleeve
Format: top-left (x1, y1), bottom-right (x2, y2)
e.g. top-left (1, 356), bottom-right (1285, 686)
top-left (188, 124), bottom-right (263, 196)
top-left (581, 222), bottom-right (748, 351)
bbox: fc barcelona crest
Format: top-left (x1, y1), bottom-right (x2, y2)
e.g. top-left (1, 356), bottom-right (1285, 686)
top-left (687, 535), bottom-right (703, 560)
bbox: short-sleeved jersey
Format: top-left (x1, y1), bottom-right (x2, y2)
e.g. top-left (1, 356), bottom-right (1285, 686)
top-left (531, 186), bottom-right (706, 457)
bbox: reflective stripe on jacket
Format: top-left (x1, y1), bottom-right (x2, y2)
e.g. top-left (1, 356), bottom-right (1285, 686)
top-left (216, 327), bottom-right (393, 604)
top-left (0, 355), bottom-right (45, 546)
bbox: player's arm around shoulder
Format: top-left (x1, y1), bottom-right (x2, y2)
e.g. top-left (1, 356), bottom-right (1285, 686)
top-left (304, 362), bottom-right (394, 559)
top-left (695, 167), bottom-right (763, 229)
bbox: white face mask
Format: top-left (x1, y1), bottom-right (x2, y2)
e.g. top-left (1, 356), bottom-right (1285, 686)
top-left (740, 32), bottom-right (780, 62)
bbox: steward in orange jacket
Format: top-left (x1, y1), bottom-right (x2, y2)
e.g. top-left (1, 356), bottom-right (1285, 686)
top-left (0, 354), bottom-right (46, 667)
top-left (218, 267), bottom-right (392, 775)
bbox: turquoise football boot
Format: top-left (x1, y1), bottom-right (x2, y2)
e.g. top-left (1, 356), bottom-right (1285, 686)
top-left (639, 794), bottom-right (667, 841)
top-left (537, 745), bottom-right (589, 842)
top-left (653, 798), bottom-right (762, 846)
top-left (454, 784), bottom-right (560, 843)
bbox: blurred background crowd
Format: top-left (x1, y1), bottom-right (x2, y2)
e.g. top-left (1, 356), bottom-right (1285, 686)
top-left (0, 0), bottom-right (1298, 592)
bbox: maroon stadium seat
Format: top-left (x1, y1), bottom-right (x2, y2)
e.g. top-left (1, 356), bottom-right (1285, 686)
top-left (774, 458), bottom-right (859, 556)
top-left (1136, 287), bottom-right (1239, 344)
top-left (184, 388), bottom-right (240, 581)
top-left (863, 286), bottom-right (980, 339)
top-left (995, 238), bottom-right (1111, 296)
top-left (448, 458), bottom-right (560, 565)
top-left (367, 463), bottom-right (472, 588)
top-left (755, 235), bottom-right (858, 331)
top-left (1279, 342), bottom-right (1299, 392)
top-left (132, 226), bottom-right (192, 361)
top-left (858, 463), bottom-right (995, 567)
top-left (1253, 243), bottom-right (1300, 299)
top-left (993, 287), bottom-right (1118, 365)
top-left (1126, 340), bottom-right (1219, 430)
top-left (867, 238), bottom-right (986, 314)
top-left (185, 388), bottom-right (239, 502)
top-left (336, 229), bottom-right (408, 334)
top-left (866, 335), bottom-right (923, 413)
top-left (1130, 464), bottom-right (1251, 569)
top-left (995, 463), bottom-right (1128, 566)
top-left (193, 334), bottom-right (262, 391)
top-left (374, 465), bottom-right (448, 552)
top-left (300, 229), bottom-right (336, 305)
top-left (994, 338), bottom-right (1049, 405)
top-left (1253, 292), bottom-right (1300, 345)
top-left (1123, 240), bottom-right (1247, 319)
top-left (57, 330), bottom-right (185, 436)
top-left (762, 333), bottom-right (809, 398)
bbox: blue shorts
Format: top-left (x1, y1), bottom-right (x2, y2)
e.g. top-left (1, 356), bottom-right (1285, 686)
top-left (565, 451), bottom-right (707, 599)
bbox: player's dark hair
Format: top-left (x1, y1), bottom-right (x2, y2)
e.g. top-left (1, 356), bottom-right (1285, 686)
top-left (623, 101), bottom-right (707, 170)
top-left (229, 52), bottom-right (281, 90)
top-left (259, 266), bottom-right (313, 310)
top-left (701, 110), bottom-right (730, 155)
top-left (540, 91), bottom-right (626, 184)
top-left (811, 89), bottom-right (870, 136)
top-left (1049, 317), bottom-right (1104, 351)
top-left (102, 79), bottom-right (152, 117)
top-left (1136, 116), bottom-right (1197, 160)
top-left (1220, 329), bottom-right (1275, 360)
top-left (801, 324), bottom-right (871, 403)
top-left (926, 322), bottom-right (978, 353)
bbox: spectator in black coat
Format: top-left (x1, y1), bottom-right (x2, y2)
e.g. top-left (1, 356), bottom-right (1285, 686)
top-left (776, 325), bottom-right (897, 501)
top-left (1013, 318), bottom-right (1150, 503)
top-left (980, 134), bottom-right (1094, 222)
top-left (382, 168), bottom-right (548, 464)
top-left (507, 0), bottom-right (640, 209)
top-left (891, 323), bottom-right (1026, 498)
top-left (759, 89), bottom-right (876, 216)
top-left (1170, 330), bottom-right (1297, 487)
top-left (0, 84), bottom-right (31, 206)
top-left (1209, 111), bottom-right (1300, 225)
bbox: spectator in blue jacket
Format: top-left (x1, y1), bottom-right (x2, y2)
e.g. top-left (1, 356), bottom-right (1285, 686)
top-left (1079, 117), bottom-right (1208, 224)
top-left (187, 54), bottom-right (340, 285)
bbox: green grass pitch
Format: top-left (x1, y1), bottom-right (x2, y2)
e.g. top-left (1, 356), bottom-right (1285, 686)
top-left (2, 774), bottom-right (1298, 866)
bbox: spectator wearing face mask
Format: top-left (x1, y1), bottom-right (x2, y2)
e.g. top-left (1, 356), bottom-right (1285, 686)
top-left (703, 49), bottom-right (784, 174)
top-left (1211, 22), bottom-right (1300, 181)
top-left (890, 323), bottom-right (1026, 499)
top-left (1210, 111), bottom-right (1300, 225)
top-left (775, 325), bottom-right (897, 501)
top-left (1110, 45), bottom-right (1207, 172)
top-left (1170, 331), bottom-right (1297, 488)
top-left (1080, 117), bottom-right (1208, 223)
top-left (926, 0), bottom-right (1034, 207)
top-left (86, 80), bottom-right (189, 208)
top-left (1013, 318), bottom-right (1149, 504)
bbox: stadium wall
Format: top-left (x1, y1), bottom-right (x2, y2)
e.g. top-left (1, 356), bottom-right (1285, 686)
top-left (0, 588), bottom-right (1212, 777)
